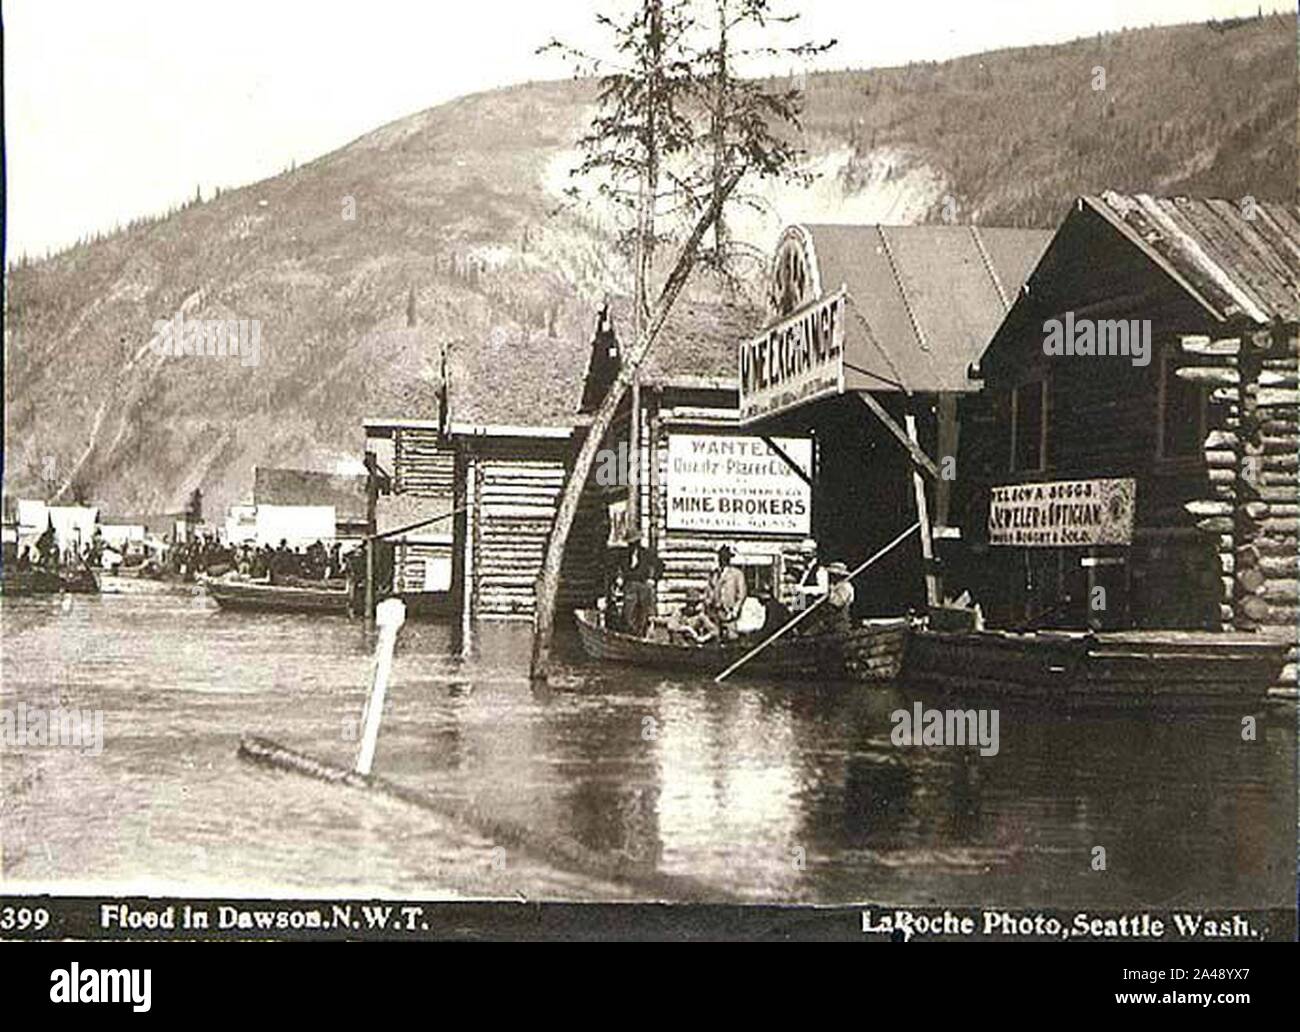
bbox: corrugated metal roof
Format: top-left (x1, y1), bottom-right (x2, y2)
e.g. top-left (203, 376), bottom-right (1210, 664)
top-left (801, 224), bottom-right (1052, 392)
top-left (1084, 192), bottom-right (1300, 324)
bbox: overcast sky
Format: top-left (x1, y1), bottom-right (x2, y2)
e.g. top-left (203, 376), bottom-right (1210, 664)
top-left (3, 0), bottom-right (1290, 259)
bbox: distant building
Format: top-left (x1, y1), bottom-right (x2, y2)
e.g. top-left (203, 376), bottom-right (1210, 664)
top-left (98, 523), bottom-right (147, 550)
top-left (14, 499), bottom-right (101, 554)
top-left (250, 466), bottom-right (369, 546)
top-left (224, 505), bottom-right (258, 546)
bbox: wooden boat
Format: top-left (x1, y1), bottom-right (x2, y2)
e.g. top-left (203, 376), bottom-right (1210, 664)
top-left (574, 607), bottom-right (909, 680)
top-left (904, 627), bottom-right (1290, 708)
top-left (0, 567), bottom-right (100, 596)
top-left (100, 572), bottom-right (193, 595)
top-left (203, 577), bottom-right (351, 614)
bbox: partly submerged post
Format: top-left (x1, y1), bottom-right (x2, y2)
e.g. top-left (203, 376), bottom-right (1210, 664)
top-left (355, 597), bottom-right (406, 776)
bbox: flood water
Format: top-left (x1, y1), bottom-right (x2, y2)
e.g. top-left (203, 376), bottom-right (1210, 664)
top-left (1, 590), bottom-right (1294, 906)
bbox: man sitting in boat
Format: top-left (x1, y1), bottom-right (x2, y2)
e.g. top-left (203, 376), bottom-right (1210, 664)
top-left (813, 561), bottom-right (855, 633)
top-left (665, 590), bottom-right (719, 645)
top-left (706, 545), bottom-right (748, 639)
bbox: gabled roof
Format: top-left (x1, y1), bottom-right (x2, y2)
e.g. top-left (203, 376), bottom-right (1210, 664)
top-left (252, 467), bottom-right (368, 520)
top-left (801, 223), bottom-right (1052, 392)
top-left (1081, 192), bottom-right (1300, 324)
top-left (627, 298), bottom-right (763, 386)
top-left (452, 297), bottom-right (761, 428)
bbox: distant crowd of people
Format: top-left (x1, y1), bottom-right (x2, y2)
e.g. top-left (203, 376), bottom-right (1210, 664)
top-left (8, 529), bottom-right (359, 586)
top-left (10, 523), bottom-right (105, 573)
top-left (599, 535), bottom-right (856, 645)
top-left (230, 539), bottom-right (350, 583)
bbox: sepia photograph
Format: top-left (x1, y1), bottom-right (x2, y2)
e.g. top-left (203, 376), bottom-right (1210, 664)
top-left (1, 0), bottom-right (1298, 964)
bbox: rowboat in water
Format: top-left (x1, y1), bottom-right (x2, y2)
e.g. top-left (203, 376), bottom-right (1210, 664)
top-left (0, 568), bottom-right (100, 596)
top-left (574, 607), bottom-right (910, 680)
top-left (203, 577), bottom-right (351, 614)
top-left (904, 627), bottom-right (1291, 709)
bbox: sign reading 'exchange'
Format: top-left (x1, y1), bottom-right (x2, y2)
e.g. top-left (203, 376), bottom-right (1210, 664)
top-left (989, 477), bottom-right (1136, 547)
top-left (739, 289), bottom-right (846, 424)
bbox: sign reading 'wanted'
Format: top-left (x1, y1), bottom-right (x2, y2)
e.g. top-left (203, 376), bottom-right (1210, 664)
top-left (989, 477), bottom-right (1136, 547)
top-left (666, 434), bottom-right (812, 535)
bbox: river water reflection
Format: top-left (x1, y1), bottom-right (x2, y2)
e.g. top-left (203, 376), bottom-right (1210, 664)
top-left (1, 592), bottom-right (1293, 905)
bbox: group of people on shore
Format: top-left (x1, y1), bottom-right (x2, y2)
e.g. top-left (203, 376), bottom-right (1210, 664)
top-left (601, 535), bottom-right (856, 646)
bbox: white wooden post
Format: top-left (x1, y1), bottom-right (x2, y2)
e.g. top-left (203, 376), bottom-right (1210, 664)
top-left (905, 411), bottom-right (941, 608)
top-left (355, 598), bottom-right (406, 776)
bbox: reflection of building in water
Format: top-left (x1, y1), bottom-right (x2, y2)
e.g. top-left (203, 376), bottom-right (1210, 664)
top-left (650, 687), bottom-right (801, 893)
top-left (441, 622), bottom-right (565, 841)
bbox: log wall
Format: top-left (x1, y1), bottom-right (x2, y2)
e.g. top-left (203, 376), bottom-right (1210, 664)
top-left (459, 439), bottom-right (603, 622)
top-left (390, 427), bottom-right (456, 596)
top-left (1178, 325), bottom-right (1299, 692)
top-left (394, 428), bottom-right (455, 497)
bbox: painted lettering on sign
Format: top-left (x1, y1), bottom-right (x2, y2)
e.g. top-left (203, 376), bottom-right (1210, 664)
top-left (739, 290), bottom-right (846, 423)
top-left (988, 477), bottom-right (1136, 547)
top-left (666, 434), bottom-right (811, 535)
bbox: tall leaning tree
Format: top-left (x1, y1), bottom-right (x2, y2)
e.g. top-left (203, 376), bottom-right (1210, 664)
top-left (531, 0), bottom-right (832, 682)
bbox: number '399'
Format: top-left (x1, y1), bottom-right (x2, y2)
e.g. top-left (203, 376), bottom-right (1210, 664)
top-left (0, 906), bottom-right (50, 931)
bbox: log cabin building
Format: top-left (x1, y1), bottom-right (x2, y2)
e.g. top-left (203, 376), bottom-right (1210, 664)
top-left (945, 192), bottom-right (1300, 691)
top-left (577, 298), bottom-right (816, 618)
top-left (735, 222), bottom-right (1052, 618)
top-left (362, 418), bottom-right (456, 613)
top-left (435, 330), bottom-right (606, 634)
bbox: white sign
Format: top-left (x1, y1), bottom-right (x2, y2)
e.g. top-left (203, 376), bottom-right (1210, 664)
top-left (607, 498), bottom-right (630, 546)
top-left (988, 478), bottom-right (1136, 547)
top-left (739, 289), bottom-right (846, 424)
top-left (666, 434), bottom-right (811, 535)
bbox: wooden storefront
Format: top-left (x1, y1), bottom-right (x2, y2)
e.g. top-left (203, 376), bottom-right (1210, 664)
top-left (735, 222), bottom-right (1052, 617)
top-left (946, 192), bottom-right (1300, 691)
top-left (578, 300), bottom-right (818, 617)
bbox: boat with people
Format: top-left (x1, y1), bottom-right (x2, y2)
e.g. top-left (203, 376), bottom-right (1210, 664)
top-left (0, 567), bottom-right (100, 596)
top-left (202, 576), bottom-right (352, 614)
top-left (574, 607), bottom-right (910, 680)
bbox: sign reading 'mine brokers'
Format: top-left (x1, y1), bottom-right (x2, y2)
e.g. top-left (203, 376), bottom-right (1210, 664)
top-left (989, 477), bottom-right (1136, 547)
top-left (666, 434), bottom-right (812, 535)
top-left (739, 289), bottom-right (846, 424)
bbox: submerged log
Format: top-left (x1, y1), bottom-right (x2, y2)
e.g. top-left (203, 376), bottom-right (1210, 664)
top-left (237, 736), bottom-right (722, 900)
